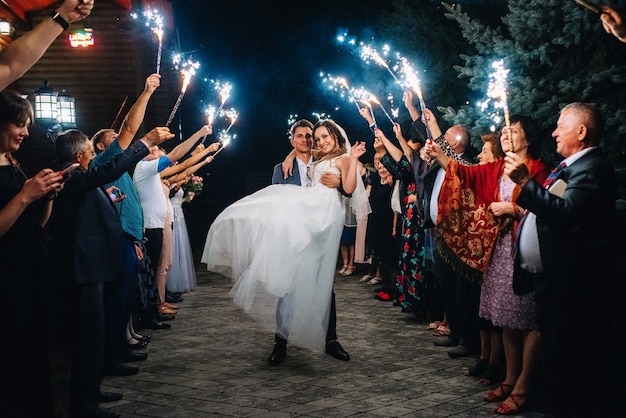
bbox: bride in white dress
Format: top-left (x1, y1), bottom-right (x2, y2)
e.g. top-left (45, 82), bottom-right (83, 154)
top-left (201, 119), bottom-right (369, 352)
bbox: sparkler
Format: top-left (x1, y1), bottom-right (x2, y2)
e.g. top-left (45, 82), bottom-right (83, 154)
top-left (132, 9), bottom-right (164, 74)
top-left (322, 73), bottom-right (384, 126)
top-left (574, 0), bottom-right (600, 14)
top-left (210, 80), bottom-right (232, 123)
top-left (109, 95), bottom-right (128, 130)
top-left (166, 54), bottom-right (200, 127)
top-left (212, 131), bottom-right (234, 157)
top-left (360, 44), bottom-right (400, 83)
top-left (485, 59), bottom-right (513, 152)
top-left (200, 105), bottom-right (217, 145)
top-left (221, 108), bottom-right (239, 134)
top-left (352, 88), bottom-right (393, 126)
top-left (400, 58), bottom-right (432, 140)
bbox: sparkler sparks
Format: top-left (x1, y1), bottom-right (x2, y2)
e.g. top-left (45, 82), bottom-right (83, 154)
top-left (166, 54), bottom-right (200, 127)
top-left (220, 108), bottom-right (239, 134)
top-left (132, 9), bottom-right (165, 74)
top-left (212, 132), bottom-right (235, 157)
top-left (360, 44), bottom-right (400, 83)
top-left (481, 59), bottom-right (513, 151)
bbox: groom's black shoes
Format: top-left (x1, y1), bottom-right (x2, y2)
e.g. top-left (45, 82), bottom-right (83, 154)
top-left (325, 340), bottom-right (350, 361)
top-left (268, 342), bottom-right (287, 366)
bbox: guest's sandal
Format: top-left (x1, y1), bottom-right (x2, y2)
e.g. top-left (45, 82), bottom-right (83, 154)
top-left (427, 321), bottom-right (443, 330)
top-left (484, 383), bottom-right (514, 403)
top-left (464, 358), bottom-right (489, 376)
top-left (480, 364), bottom-right (504, 385)
top-left (432, 325), bottom-right (451, 336)
top-left (495, 392), bottom-right (529, 415)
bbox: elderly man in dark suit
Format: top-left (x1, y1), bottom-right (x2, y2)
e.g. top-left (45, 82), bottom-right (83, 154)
top-left (267, 119), bottom-right (350, 366)
top-left (505, 102), bottom-right (617, 418)
top-left (49, 127), bottom-right (173, 418)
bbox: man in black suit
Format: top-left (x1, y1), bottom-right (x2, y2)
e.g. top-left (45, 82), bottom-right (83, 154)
top-left (268, 119), bottom-right (350, 366)
top-left (49, 127), bottom-right (174, 418)
top-left (505, 102), bottom-right (617, 417)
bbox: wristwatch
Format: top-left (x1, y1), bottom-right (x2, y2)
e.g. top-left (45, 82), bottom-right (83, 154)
top-left (50, 10), bottom-right (70, 30)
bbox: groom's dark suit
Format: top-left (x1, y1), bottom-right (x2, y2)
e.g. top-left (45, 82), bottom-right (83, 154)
top-left (516, 147), bottom-right (617, 417)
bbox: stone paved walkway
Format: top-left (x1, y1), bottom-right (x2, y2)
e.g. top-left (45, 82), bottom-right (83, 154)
top-left (101, 265), bottom-right (551, 418)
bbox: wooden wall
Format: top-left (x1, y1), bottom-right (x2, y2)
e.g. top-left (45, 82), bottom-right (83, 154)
top-left (11, 0), bottom-right (177, 174)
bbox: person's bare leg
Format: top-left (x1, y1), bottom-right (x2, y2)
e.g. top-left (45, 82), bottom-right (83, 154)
top-left (497, 329), bottom-right (541, 413)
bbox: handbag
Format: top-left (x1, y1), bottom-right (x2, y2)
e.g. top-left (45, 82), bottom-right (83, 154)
top-left (512, 263), bottom-right (536, 296)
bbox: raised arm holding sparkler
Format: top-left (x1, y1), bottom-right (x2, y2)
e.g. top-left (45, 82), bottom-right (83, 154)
top-left (161, 140), bottom-right (220, 185)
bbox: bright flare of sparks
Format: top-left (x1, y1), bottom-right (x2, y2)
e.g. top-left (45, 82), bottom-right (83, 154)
top-left (131, 9), bottom-right (164, 74)
top-left (166, 54), bottom-right (200, 127)
top-left (200, 105), bottom-right (217, 144)
top-left (220, 108), bottom-right (239, 133)
top-left (399, 58), bottom-right (432, 139)
top-left (321, 73), bottom-right (361, 113)
top-left (208, 80), bottom-right (233, 123)
top-left (173, 54), bottom-right (200, 93)
top-left (312, 112), bottom-right (331, 121)
top-left (359, 44), bottom-right (399, 82)
top-left (481, 59), bottom-right (512, 150)
top-left (205, 105), bottom-right (217, 125)
top-left (353, 88), bottom-right (393, 126)
top-left (212, 132), bottom-right (235, 157)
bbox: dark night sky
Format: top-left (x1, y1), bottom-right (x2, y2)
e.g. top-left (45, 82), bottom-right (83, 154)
top-left (170, 0), bottom-right (395, 190)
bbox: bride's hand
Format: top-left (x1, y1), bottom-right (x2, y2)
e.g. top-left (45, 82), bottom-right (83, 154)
top-left (350, 141), bottom-right (366, 158)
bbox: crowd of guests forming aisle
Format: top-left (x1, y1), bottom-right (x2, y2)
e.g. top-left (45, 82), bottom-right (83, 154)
top-left (305, 87), bottom-right (621, 417)
top-left (0, 1), bottom-right (625, 417)
top-left (1, 73), bottom-right (215, 417)
top-left (0, 1), bottom-right (218, 414)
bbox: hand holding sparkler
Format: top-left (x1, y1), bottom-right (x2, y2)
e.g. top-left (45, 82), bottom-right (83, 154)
top-left (600, 5), bottom-right (626, 43)
top-left (358, 105), bottom-right (376, 127)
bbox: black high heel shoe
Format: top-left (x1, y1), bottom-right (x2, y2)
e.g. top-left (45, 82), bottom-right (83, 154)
top-left (133, 333), bottom-right (152, 342)
top-left (128, 339), bottom-right (148, 350)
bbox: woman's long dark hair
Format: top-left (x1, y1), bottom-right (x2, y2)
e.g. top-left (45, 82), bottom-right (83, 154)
top-left (0, 90), bottom-right (33, 126)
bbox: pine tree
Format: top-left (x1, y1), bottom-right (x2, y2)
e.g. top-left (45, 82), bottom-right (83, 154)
top-left (438, 0), bottom-right (626, 167)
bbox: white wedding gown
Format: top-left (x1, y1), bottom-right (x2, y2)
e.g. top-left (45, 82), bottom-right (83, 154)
top-left (167, 188), bottom-right (197, 293)
top-left (201, 156), bottom-right (346, 352)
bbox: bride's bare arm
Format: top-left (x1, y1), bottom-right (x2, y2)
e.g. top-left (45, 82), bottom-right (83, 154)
top-left (337, 142), bottom-right (366, 194)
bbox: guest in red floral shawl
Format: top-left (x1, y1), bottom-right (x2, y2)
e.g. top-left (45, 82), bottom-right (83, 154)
top-left (426, 114), bottom-right (549, 415)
